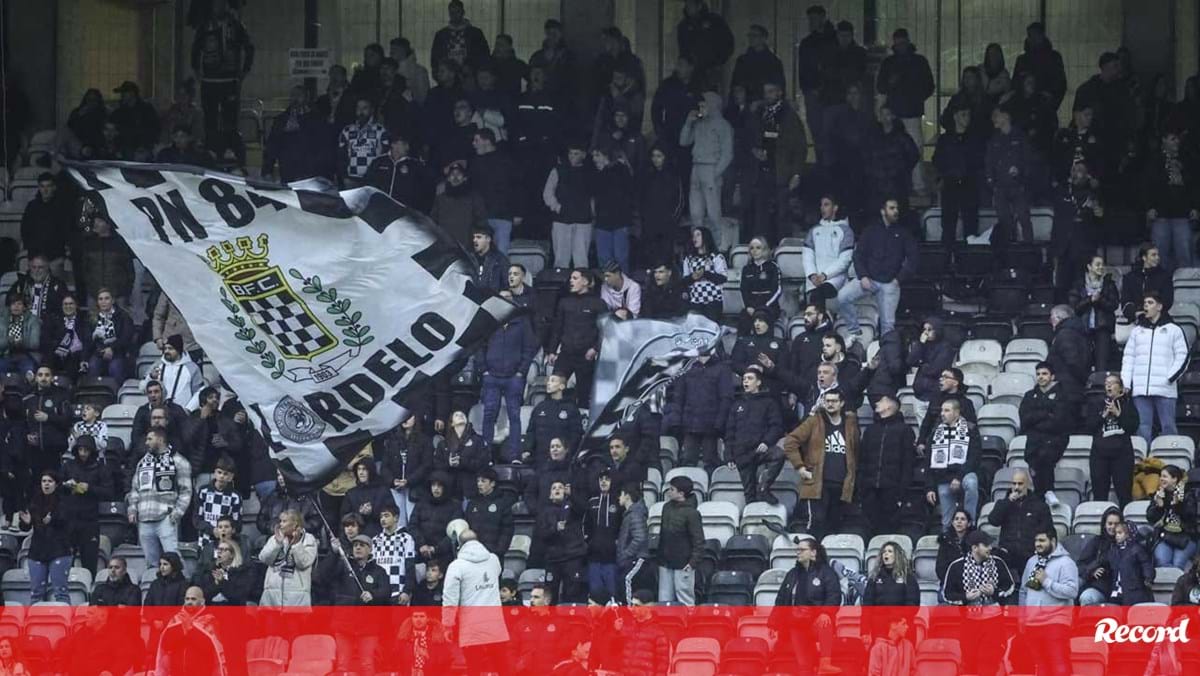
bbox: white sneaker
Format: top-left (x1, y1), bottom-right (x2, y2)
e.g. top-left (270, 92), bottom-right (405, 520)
top-left (1044, 491), bottom-right (1060, 507)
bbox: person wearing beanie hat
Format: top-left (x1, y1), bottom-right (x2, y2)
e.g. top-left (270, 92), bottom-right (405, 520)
top-left (658, 475), bottom-right (703, 605)
top-left (855, 391), bottom-right (915, 537)
top-left (141, 332), bottom-right (204, 411)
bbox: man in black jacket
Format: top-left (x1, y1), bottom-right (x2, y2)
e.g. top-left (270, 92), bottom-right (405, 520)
top-left (131, 382), bottom-right (189, 455)
top-left (409, 474), bottom-right (462, 565)
top-left (585, 471), bottom-right (624, 599)
top-left (730, 24), bottom-right (785, 104)
top-left (908, 316), bottom-right (957, 421)
top-left (523, 373), bottom-right (583, 466)
top-left (835, 198), bottom-right (918, 340)
top-left (464, 467), bottom-right (514, 557)
top-left (795, 6), bottom-right (836, 161)
top-left (856, 393), bottom-right (916, 536)
top-left (1089, 374), bottom-right (1138, 506)
top-left (724, 369), bottom-right (785, 503)
top-left (547, 269), bottom-right (608, 407)
top-left (328, 535), bottom-right (392, 675)
top-left (470, 223), bottom-right (509, 293)
top-left (640, 263), bottom-right (686, 319)
top-left (676, 0), bottom-right (733, 89)
top-left (1047, 305), bottom-right (1092, 398)
top-left (916, 367), bottom-right (977, 453)
top-left (22, 366), bottom-right (71, 477)
top-left (19, 176), bottom-right (74, 274)
top-left (469, 129), bottom-right (522, 253)
top-left (8, 256), bottom-right (69, 323)
top-left (876, 29), bottom-right (935, 196)
top-left (537, 479), bottom-right (588, 603)
top-left (92, 556), bottom-right (142, 606)
top-left (600, 435), bottom-right (646, 498)
top-left (60, 435), bottom-right (112, 575)
top-left (770, 536), bottom-right (841, 674)
top-left (366, 135), bottom-right (432, 213)
top-left (760, 303), bottom-right (832, 396)
top-left (1018, 362), bottom-right (1071, 505)
top-left (986, 468), bottom-right (1053, 583)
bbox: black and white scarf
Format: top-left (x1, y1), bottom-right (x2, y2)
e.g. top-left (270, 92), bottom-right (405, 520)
top-left (962, 555), bottom-right (1000, 602)
top-left (29, 282), bottom-right (48, 317)
top-left (7, 314), bottom-right (25, 345)
top-left (93, 310), bottom-right (117, 345)
top-left (930, 418), bottom-right (971, 469)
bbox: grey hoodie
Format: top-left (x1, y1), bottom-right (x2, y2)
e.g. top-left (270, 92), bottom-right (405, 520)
top-left (1018, 542), bottom-right (1078, 625)
top-left (442, 539), bottom-right (510, 647)
top-left (680, 91), bottom-right (734, 175)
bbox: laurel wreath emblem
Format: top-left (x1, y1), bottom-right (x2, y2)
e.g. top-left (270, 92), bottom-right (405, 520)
top-left (221, 287), bottom-right (286, 379)
top-left (288, 269), bottom-right (375, 349)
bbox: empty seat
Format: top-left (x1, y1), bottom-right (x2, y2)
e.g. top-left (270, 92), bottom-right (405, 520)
top-left (753, 568), bottom-right (788, 606)
top-left (1151, 568), bottom-right (1184, 604)
top-left (708, 570), bottom-right (754, 605)
top-left (740, 502), bottom-right (786, 537)
top-left (1150, 435), bottom-right (1195, 470)
top-left (699, 502), bottom-right (741, 546)
top-left (913, 535), bottom-right (941, 583)
top-left (720, 534), bottom-right (771, 579)
top-left (821, 534), bottom-right (865, 573)
top-left (1073, 501), bottom-right (1119, 535)
top-left (988, 372), bottom-right (1033, 408)
top-left (1124, 500), bottom-right (1150, 530)
top-left (976, 403), bottom-right (1020, 444)
top-left (956, 339), bottom-right (1003, 377)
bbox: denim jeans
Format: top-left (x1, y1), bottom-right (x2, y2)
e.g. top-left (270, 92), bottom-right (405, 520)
top-left (1134, 396), bottom-right (1178, 444)
top-left (594, 227), bottom-right (630, 273)
top-left (254, 480), bottom-right (278, 500)
top-left (936, 472), bottom-right (980, 530)
top-left (588, 562), bottom-right (617, 597)
top-left (29, 555), bottom-right (72, 603)
top-left (481, 373), bottom-right (525, 461)
top-left (836, 278), bottom-right (901, 335)
top-left (87, 354), bottom-right (128, 382)
top-left (139, 517), bottom-right (179, 567)
top-left (1151, 217), bottom-right (1194, 271)
top-left (0, 353), bottom-right (37, 375)
top-left (1078, 587), bottom-right (1108, 606)
top-left (488, 218), bottom-right (513, 255)
top-left (1154, 539), bottom-right (1198, 568)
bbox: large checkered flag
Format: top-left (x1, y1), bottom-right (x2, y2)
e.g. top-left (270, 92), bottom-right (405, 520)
top-left (581, 313), bottom-right (728, 461)
top-left (67, 161), bottom-right (518, 493)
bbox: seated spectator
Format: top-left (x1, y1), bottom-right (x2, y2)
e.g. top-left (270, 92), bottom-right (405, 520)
top-left (857, 393), bottom-right (916, 535)
top-left (109, 80), bottom-right (160, 158)
top-left (66, 88), bottom-right (107, 154)
top-left (1089, 374), bottom-right (1138, 506)
top-left (1170, 552), bottom-right (1200, 606)
top-left (988, 468), bottom-right (1053, 584)
top-left (411, 560), bottom-right (445, 606)
top-left (140, 334), bottom-right (203, 410)
top-left (935, 508), bottom-right (973, 583)
top-left (600, 262), bottom-right (641, 319)
top-left (862, 541), bottom-right (920, 610)
top-left (681, 226), bottom-right (728, 323)
top-left (724, 368), bottom-right (784, 504)
top-left (1018, 362), bottom-right (1071, 504)
top-left (783, 389), bottom-right (858, 539)
top-left (543, 139), bottom-right (595, 270)
top-left (801, 195), bottom-right (854, 311)
top-left (1103, 520), bottom-right (1154, 605)
top-left (0, 293), bottom-right (40, 374)
top-left (641, 261), bottom-right (686, 320)
top-left (144, 552), bottom-right (189, 613)
top-left (1067, 255), bottom-right (1120, 371)
top-left (341, 459), bottom-right (393, 537)
top-left (262, 85), bottom-right (334, 184)
top-left (20, 177), bottom-right (74, 276)
top-left (338, 98), bottom-right (390, 187)
top-left (940, 531), bottom-right (1014, 673)
top-left (87, 289), bottom-right (136, 382)
top-left (155, 125), bottom-right (214, 167)
top-left (908, 317), bottom-right (957, 424)
top-left (590, 144), bottom-right (635, 273)
top-left (1077, 506), bottom-right (1124, 605)
top-left (92, 557), bottom-right (141, 606)
top-left (79, 215), bottom-right (135, 306)
top-left (1119, 244), bottom-right (1173, 322)
top-left (315, 65), bottom-right (356, 130)
top-left (736, 236), bottom-right (781, 334)
top-left (1144, 129), bottom-right (1198, 272)
top-left (933, 102), bottom-right (985, 244)
top-left (865, 108), bottom-right (920, 216)
top-left (43, 294), bottom-right (89, 376)
top-left (431, 160), bottom-right (487, 250)
top-left (9, 255), bottom-right (68, 324)
top-left (1122, 292), bottom-right (1187, 443)
top-left (769, 537), bottom-right (841, 674)
top-left (160, 79), bottom-right (204, 145)
top-left (664, 351), bottom-right (732, 473)
top-left (925, 399), bottom-right (982, 528)
top-left (836, 198), bottom-right (917, 340)
top-left (192, 539), bottom-right (257, 606)
top-left (1148, 464), bottom-right (1197, 568)
top-left (367, 135), bottom-right (432, 213)
top-left (546, 270), bottom-right (607, 408)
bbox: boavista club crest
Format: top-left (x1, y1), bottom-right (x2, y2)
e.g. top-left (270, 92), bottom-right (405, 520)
top-left (208, 234), bottom-right (373, 383)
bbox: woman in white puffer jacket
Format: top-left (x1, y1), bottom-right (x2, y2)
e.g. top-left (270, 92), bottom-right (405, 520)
top-left (1121, 293), bottom-right (1189, 442)
top-left (801, 195), bottom-right (855, 310)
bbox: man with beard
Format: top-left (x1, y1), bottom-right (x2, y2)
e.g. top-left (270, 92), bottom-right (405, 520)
top-left (8, 255), bottom-right (68, 322)
top-left (987, 468), bottom-right (1053, 580)
top-left (132, 381), bottom-right (188, 454)
top-left (1018, 363), bottom-right (1071, 505)
top-left (1018, 529), bottom-right (1078, 676)
top-left (337, 98), bottom-right (389, 187)
top-left (761, 304), bottom-right (833, 390)
top-left (92, 557), bottom-right (141, 606)
top-left (155, 586), bottom-right (228, 675)
top-left (783, 389), bottom-right (858, 540)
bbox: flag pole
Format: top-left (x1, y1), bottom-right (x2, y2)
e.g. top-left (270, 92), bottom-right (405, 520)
top-left (306, 494), bottom-right (367, 594)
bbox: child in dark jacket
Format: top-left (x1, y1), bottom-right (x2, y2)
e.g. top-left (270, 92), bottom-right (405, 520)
top-left (1104, 521), bottom-right (1155, 605)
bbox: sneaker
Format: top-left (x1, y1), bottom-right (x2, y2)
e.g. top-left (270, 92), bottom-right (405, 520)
top-left (1044, 491), bottom-right (1060, 507)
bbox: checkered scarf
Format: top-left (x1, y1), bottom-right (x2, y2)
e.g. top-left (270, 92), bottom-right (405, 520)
top-left (1159, 483), bottom-right (1188, 533)
top-left (7, 314), bottom-right (25, 344)
top-left (93, 310), bottom-right (116, 344)
top-left (930, 418), bottom-right (971, 469)
top-left (962, 555), bottom-right (1000, 601)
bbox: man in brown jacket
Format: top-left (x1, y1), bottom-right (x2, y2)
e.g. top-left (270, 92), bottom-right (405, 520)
top-left (782, 388), bottom-right (857, 540)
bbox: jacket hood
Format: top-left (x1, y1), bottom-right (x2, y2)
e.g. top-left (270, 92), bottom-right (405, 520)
top-left (701, 91), bottom-right (724, 111)
top-left (457, 539), bottom-right (493, 563)
top-left (924, 315), bottom-right (946, 337)
top-left (1047, 543), bottom-right (1070, 559)
top-left (73, 434), bottom-right (99, 460)
top-left (353, 460), bottom-right (379, 486)
top-left (1136, 310), bottom-right (1177, 329)
top-left (818, 217), bottom-right (850, 228)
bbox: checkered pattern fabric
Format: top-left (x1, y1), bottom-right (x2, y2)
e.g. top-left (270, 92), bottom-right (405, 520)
top-left (339, 121), bottom-right (390, 179)
top-left (372, 528), bottom-right (416, 598)
top-left (682, 253), bottom-right (728, 305)
top-left (196, 485), bottom-right (243, 547)
top-left (242, 291), bottom-right (335, 358)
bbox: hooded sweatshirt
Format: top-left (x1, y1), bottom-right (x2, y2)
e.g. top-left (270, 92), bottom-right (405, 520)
top-left (801, 218), bottom-right (855, 290)
top-left (442, 539), bottom-right (510, 647)
top-left (1018, 543), bottom-right (1079, 624)
top-left (679, 91), bottom-right (734, 175)
top-left (142, 351), bottom-right (205, 411)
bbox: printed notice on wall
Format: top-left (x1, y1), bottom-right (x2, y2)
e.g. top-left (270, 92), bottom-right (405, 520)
top-left (288, 48), bottom-right (331, 78)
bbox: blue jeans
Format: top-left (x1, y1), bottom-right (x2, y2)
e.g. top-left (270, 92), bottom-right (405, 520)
top-left (488, 218), bottom-right (513, 255)
top-left (88, 353), bottom-right (128, 382)
top-left (0, 353), bottom-right (37, 375)
top-left (594, 227), bottom-right (630, 273)
top-left (1078, 587), bottom-right (1108, 606)
top-left (936, 472), bottom-right (980, 530)
top-left (1134, 396), bottom-right (1178, 444)
top-left (1154, 539), bottom-right (1198, 568)
top-left (29, 555), bottom-right (72, 603)
top-left (138, 517), bottom-right (179, 567)
top-left (1151, 217), bottom-right (1194, 271)
top-left (481, 374), bottom-right (525, 461)
top-left (588, 562), bottom-right (617, 597)
top-left (254, 480), bottom-right (278, 500)
top-left (836, 278), bottom-right (901, 335)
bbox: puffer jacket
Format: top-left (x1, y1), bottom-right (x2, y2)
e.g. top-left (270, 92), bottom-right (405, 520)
top-left (659, 494), bottom-right (704, 569)
top-left (985, 127), bottom-right (1034, 188)
top-left (408, 475), bottom-right (463, 561)
top-left (619, 617), bottom-right (670, 676)
top-left (770, 562), bottom-right (841, 630)
top-left (1122, 312), bottom-right (1189, 398)
top-left (664, 357), bottom-right (733, 435)
top-left (1019, 382), bottom-right (1071, 454)
top-left (801, 219), bottom-right (855, 290)
top-left (465, 490), bottom-right (515, 558)
top-left (616, 499), bottom-right (650, 568)
top-left (724, 390), bottom-right (783, 464)
top-left (1019, 544), bottom-right (1079, 623)
top-left (59, 437), bottom-right (114, 522)
top-left (479, 316), bottom-right (537, 379)
top-left (861, 330), bottom-right (908, 401)
top-left (536, 495), bottom-right (588, 564)
top-left (730, 332), bottom-right (785, 381)
top-left (679, 92), bottom-right (734, 175)
top-left (907, 316), bottom-right (957, 401)
top-left (258, 531), bottom-right (319, 607)
top-left (442, 540), bottom-right (509, 647)
top-left (856, 411), bottom-right (916, 491)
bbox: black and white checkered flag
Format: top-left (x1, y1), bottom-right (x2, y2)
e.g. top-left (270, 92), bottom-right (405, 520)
top-left (580, 313), bottom-right (728, 461)
top-left (67, 161), bottom-right (517, 493)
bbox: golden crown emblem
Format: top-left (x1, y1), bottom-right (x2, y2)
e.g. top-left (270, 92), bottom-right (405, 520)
top-left (206, 234), bottom-right (270, 279)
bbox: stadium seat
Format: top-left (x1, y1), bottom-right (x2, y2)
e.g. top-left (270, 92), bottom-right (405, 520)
top-left (708, 571), bottom-right (754, 605)
top-left (508, 240), bottom-right (549, 279)
top-left (664, 467), bottom-right (709, 500)
top-left (728, 244), bottom-right (751, 273)
top-left (699, 502), bottom-right (741, 546)
top-left (774, 245), bottom-right (805, 281)
top-left (504, 535), bottom-right (531, 578)
top-left (864, 534), bottom-right (913, 573)
top-left (912, 535), bottom-right (940, 583)
top-left (1152, 568), bottom-right (1183, 604)
top-left (1060, 532), bottom-right (1096, 562)
top-left (753, 568), bottom-right (788, 606)
top-left (720, 534), bottom-right (770, 579)
top-left (988, 372), bottom-right (1033, 408)
top-left (517, 568), bottom-right (545, 601)
top-left (977, 502), bottom-right (999, 537)
top-left (648, 501), bottom-right (665, 536)
top-left (642, 467), bottom-right (663, 506)
top-left (1124, 501), bottom-right (1150, 530)
top-left (2, 569), bottom-right (30, 605)
top-left (976, 403), bottom-right (1020, 445)
top-left (25, 604), bottom-right (71, 649)
top-left (721, 636), bottom-right (769, 674)
top-left (915, 638), bottom-right (961, 676)
top-left (956, 339), bottom-right (1003, 378)
top-left (247, 636), bottom-right (290, 676)
top-left (740, 502), bottom-right (786, 537)
top-left (1070, 636), bottom-right (1109, 676)
top-left (1150, 435), bottom-right (1195, 470)
top-left (821, 534), bottom-right (865, 574)
top-left (1001, 338), bottom-right (1048, 370)
top-left (769, 533), bottom-right (809, 570)
top-left (1073, 501), bottom-right (1119, 535)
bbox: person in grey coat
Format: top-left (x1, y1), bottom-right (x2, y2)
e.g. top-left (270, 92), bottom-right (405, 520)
top-left (616, 484), bottom-right (652, 604)
top-left (1018, 529), bottom-right (1078, 676)
top-left (680, 91), bottom-right (735, 249)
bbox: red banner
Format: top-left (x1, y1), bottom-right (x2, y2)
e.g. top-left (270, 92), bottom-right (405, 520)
top-left (0, 605), bottom-right (1196, 675)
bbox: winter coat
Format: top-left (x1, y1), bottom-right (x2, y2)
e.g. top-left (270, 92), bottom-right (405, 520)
top-left (1089, 392), bottom-right (1139, 457)
top-left (1104, 540), bottom-right (1155, 605)
top-left (862, 567), bottom-right (920, 606)
top-left (988, 492), bottom-right (1053, 565)
top-left (680, 92), bottom-right (734, 175)
top-left (59, 443), bottom-right (114, 523)
top-left (408, 481), bottom-right (462, 561)
top-left (1018, 544), bottom-right (1079, 623)
top-left (1012, 39), bottom-right (1067, 111)
top-left (87, 307), bottom-right (137, 363)
top-left (435, 423), bottom-right (491, 499)
top-left (796, 22), bottom-right (836, 92)
top-left (536, 495), bottom-right (588, 564)
top-left (431, 183), bottom-right (488, 250)
top-left (770, 562), bottom-right (841, 630)
top-left (781, 321), bottom-right (836, 390)
top-left (1121, 312), bottom-right (1189, 398)
top-left (590, 162), bottom-right (636, 230)
top-left (28, 490), bottom-right (70, 562)
top-left (1068, 273), bottom-right (1120, 334)
top-left (80, 234), bottom-right (134, 300)
top-left (918, 390), bottom-right (978, 447)
top-left (651, 74), bottom-right (703, 150)
top-left (739, 259), bottom-right (782, 316)
top-left (524, 397), bottom-right (584, 461)
top-left (41, 310), bottom-right (91, 364)
top-left (749, 100), bottom-right (808, 183)
top-left (639, 164), bottom-right (683, 237)
top-left (550, 292), bottom-right (607, 355)
top-left (1142, 150), bottom-right (1196, 218)
top-left (853, 217), bottom-right (919, 285)
top-left (258, 531), bottom-right (318, 607)
top-left (1119, 262), bottom-right (1174, 321)
top-left (617, 499), bottom-right (650, 568)
top-left (731, 47), bottom-right (786, 103)
top-left (515, 90), bottom-right (566, 150)
top-left (659, 494), bottom-right (704, 569)
top-left (724, 391), bottom-right (783, 464)
top-left (1078, 507), bottom-right (1123, 597)
top-left (641, 279), bottom-right (687, 320)
top-left (340, 468), bottom-right (394, 537)
top-left (1019, 382), bottom-right (1072, 453)
top-left (801, 219), bottom-right (855, 290)
top-left (730, 332), bottom-right (785, 384)
top-left (470, 150), bottom-right (522, 219)
top-left (665, 357), bottom-right (733, 435)
top-left (0, 312), bottom-right (40, 357)
top-left (932, 129), bottom-right (986, 180)
top-left (430, 21), bottom-right (490, 72)
top-left (22, 384), bottom-right (72, 461)
top-left (985, 127), bottom-right (1034, 189)
top-left (676, 4), bottom-right (733, 72)
top-left (326, 556), bottom-right (391, 610)
top-left (20, 195), bottom-right (75, 262)
top-left (442, 540), bottom-right (509, 647)
top-left (365, 154), bottom-right (432, 213)
top-left (480, 316), bottom-right (536, 380)
top-left (1147, 485), bottom-right (1197, 538)
top-left (263, 106), bottom-right (335, 183)
top-left (856, 412), bottom-right (916, 491)
top-left (191, 11), bottom-right (254, 81)
top-left (939, 91), bottom-right (994, 139)
top-left (465, 491), bottom-right (515, 557)
top-left (782, 411), bottom-right (860, 501)
top-left (620, 617), bottom-right (670, 676)
top-left (1047, 317), bottom-right (1091, 393)
top-left (154, 608), bottom-right (229, 676)
top-left (9, 274), bottom-right (68, 323)
top-left (145, 558), bottom-right (188, 608)
top-left (907, 317), bottom-right (957, 401)
top-left (543, 163), bottom-right (594, 225)
top-left (92, 573), bottom-right (141, 606)
top-left (193, 561), bottom-right (260, 606)
top-left (925, 419), bottom-right (982, 488)
top-left (876, 46), bottom-right (935, 118)
top-left (941, 554), bottom-right (1016, 607)
top-left (524, 455), bottom-right (582, 509)
top-left (377, 427), bottom-right (434, 502)
top-left (861, 330), bottom-right (909, 401)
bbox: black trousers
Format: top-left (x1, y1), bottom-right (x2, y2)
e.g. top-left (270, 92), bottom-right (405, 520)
top-left (1090, 448), bottom-right (1134, 506)
top-left (1024, 442), bottom-right (1064, 496)
top-left (858, 486), bottom-right (904, 537)
top-left (618, 557), bottom-right (657, 605)
top-left (681, 432), bottom-right (721, 472)
top-left (200, 80), bottom-right (241, 144)
top-left (806, 282), bottom-right (839, 311)
top-left (554, 349), bottom-right (596, 408)
top-left (801, 481), bottom-right (845, 540)
top-left (941, 176), bottom-right (980, 243)
top-left (67, 521), bottom-right (100, 576)
top-left (546, 556), bottom-right (587, 603)
top-left (1091, 328), bottom-right (1113, 372)
top-left (736, 446), bottom-right (786, 500)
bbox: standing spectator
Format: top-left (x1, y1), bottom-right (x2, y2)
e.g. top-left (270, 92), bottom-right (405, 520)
top-left (432, 160), bottom-right (488, 250)
top-left (933, 103), bottom-right (985, 244)
top-left (1047, 305), bottom-right (1092, 397)
top-left (537, 479), bottom-right (588, 602)
top-left (1074, 52), bottom-right (1137, 182)
top-left (865, 107), bottom-right (920, 216)
top-left (602, 436), bottom-right (645, 501)
top-left (652, 56), bottom-right (702, 168)
top-left (1018, 529), bottom-right (1078, 676)
top-left (856, 393), bottom-right (916, 536)
top-left (665, 351), bottom-right (732, 473)
top-left (20, 176), bottom-right (73, 274)
top-left (315, 65), bottom-right (356, 130)
top-left (411, 475), bottom-right (462, 565)
top-left (620, 591), bottom-right (671, 675)
top-left (0, 295), bottom-right (40, 374)
top-left (600, 262), bottom-right (641, 319)
top-left (127, 428), bottom-right (192, 566)
top-left (801, 195), bottom-right (854, 310)
top-left (59, 435), bottom-right (110, 576)
top-left (1148, 465), bottom-right (1196, 568)
top-left (1012, 23), bottom-right (1067, 113)
top-left (676, 0), bottom-right (733, 88)
top-left (469, 223), bottom-right (508, 293)
top-left (924, 399), bottom-right (982, 528)
top-left (796, 5), bottom-right (836, 160)
top-left (639, 147), bottom-right (684, 266)
top-left (465, 468), bottom-right (514, 557)
top-left (338, 98), bottom-right (390, 187)
top-left (876, 29), bottom-right (935, 197)
top-left (367, 135), bottom-right (432, 213)
top-left (262, 86), bottom-right (333, 184)
top-left (1051, 161), bottom-right (1104, 302)
top-left (867, 616), bottom-right (916, 676)
top-left (980, 43), bottom-right (1012, 100)
top-left (681, 227), bottom-right (728, 323)
top-left (23, 471), bottom-right (70, 604)
top-left (658, 476), bottom-right (703, 605)
top-left (376, 59), bottom-right (420, 146)
top-left (1103, 520), bottom-right (1155, 605)
top-left (529, 19), bottom-right (575, 106)
top-left (431, 0), bottom-right (490, 75)
top-left (1018, 362), bottom-right (1071, 504)
top-left (547, 270), bottom-right (607, 408)
top-left (66, 88), bottom-right (107, 153)
top-left (725, 369), bottom-right (785, 503)
top-left (584, 472), bottom-right (622, 598)
top-left (543, 140), bottom-right (594, 270)
top-left (1004, 72), bottom-right (1058, 160)
top-left (109, 81), bottom-right (161, 158)
top-left (192, 455), bottom-right (242, 547)
top-left (749, 81), bottom-right (808, 245)
top-left (940, 67), bottom-right (994, 141)
top-left (616, 484), bottom-right (651, 604)
top-left (190, 0), bottom-right (253, 145)
top-left (731, 24), bottom-right (784, 104)
top-left (349, 43), bottom-right (385, 101)
top-left (376, 416), bottom-right (433, 524)
top-left (443, 528), bottom-right (510, 671)
top-left (940, 531), bottom-right (1015, 674)
top-left (1088, 374), bottom-right (1138, 506)
top-left (862, 541), bottom-right (920, 609)
top-left (469, 129), bottom-right (520, 253)
top-left (737, 237), bottom-right (782, 332)
top-left (590, 145), bottom-right (635, 272)
top-left (680, 92), bottom-right (735, 250)
top-left (769, 537), bottom-right (841, 675)
top-left (478, 310), bottom-right (537, 463)
top-left (594, 66), bottom-right (645, 145)
top-left (326, 536), bottom-right (390, 673)
top-left (908, 318), bottom-right (958, 424)
top-left (1121, 244), bottom-right (1174, 323)
top-left (258, 508), bottom-right (318, 607)
top-left (523, 373), bottom-right (584, 466)
top-left (1144, 129), bottom-right (1198, 271)
top-left (1052, 104), bottom-right (1105, 186)
top-left (79, 216), bottom-right (135, 306)
top-left (490, 34), bottom-right (527, 98)
top-left (373, 504), bottom-right (418, 603)
top-left (783, 389), bottom-right (858, 539)
top-left (986, 107), bottom-right (1034, 260)
top-left (341, 460), bottom-right (392, 537)
top-left (822, 21), bottom-right (868, 111)
top-left (825, 83), bottom-right (876, 210)
top-left (22, 366), bottom-right (70, 478)
top-left (988, 468), bottom-right (1053, 579)
top-left (837, 198), bottom-right (918, 339)
top-left (391, 37), bottom-right (430, 105)
top-left (152, 293), bottom-right (200, 361)
top-left (1121, 292), bottom-right (1188, 443)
